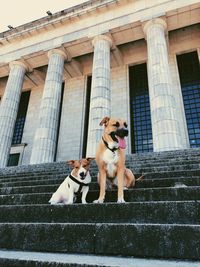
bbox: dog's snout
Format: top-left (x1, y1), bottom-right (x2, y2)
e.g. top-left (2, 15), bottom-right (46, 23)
top-left (116, 128), bottom-right (129, 137)
top-left (79, 172), bottom-right (85, 179)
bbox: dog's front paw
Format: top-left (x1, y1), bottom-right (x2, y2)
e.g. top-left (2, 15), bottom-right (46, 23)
top-left (117, 198), bottom-right (125, 203)
top-left (82, 200), bottom-right (87, 204)
top-left (93, 198), bottom-right (104, 204)
top-left (49, 200), bottom-right (57, 205)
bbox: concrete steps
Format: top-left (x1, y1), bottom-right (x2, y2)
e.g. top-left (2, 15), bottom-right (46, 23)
top-left (0, 148), bottom-right (200, 177)
top-left (0, 250), bottom-right (199, 267)
top-left (0, 160), bottom-right (199, 180)
top-left (0, 174), bottom-right (199, 189)
top-left (0, 186), bottom-right (200, 205)
top-left (0, 148), bottom-right (200, 266)
top-left (0, 222), bottom-right (199, 260)
top-left (0, 201), bottom-right (199, 224)
top-left (0, 176), bottom-right (200, 195)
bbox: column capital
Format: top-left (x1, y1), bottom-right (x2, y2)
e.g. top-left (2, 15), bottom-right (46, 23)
top-left (92, 35), bottom-right (113, 48)
top-left (9, 61), bottom-right (29, 72)
top-left (142, 18), bottom-right (167, 36)
top-left (47, 49), bottom-right (68, 60)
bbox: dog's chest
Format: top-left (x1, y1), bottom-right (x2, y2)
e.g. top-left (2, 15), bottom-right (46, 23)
top-left (67, 173), bottom-right (91, 193)
top-left (102, 149), bottom-right (119, 177)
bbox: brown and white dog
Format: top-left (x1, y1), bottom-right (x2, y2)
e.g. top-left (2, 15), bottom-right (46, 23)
top-left (49, 158), bottom-right (93, 205)
top-left (94, 116), bottom-right (144, 204)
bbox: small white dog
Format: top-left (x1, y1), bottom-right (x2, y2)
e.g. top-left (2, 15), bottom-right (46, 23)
top-left (49, 158), bottom-right (93, 205)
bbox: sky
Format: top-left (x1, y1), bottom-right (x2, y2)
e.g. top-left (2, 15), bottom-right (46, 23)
top-left (0, 0), bottom-right (88, 32)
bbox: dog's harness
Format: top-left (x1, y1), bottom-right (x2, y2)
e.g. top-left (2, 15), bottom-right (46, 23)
top-left (102, 137), bottom-right (119, 153)
top-left (69, 174), bottom-right (90, 195)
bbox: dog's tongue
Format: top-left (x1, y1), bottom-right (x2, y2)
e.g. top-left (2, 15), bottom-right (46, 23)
top-left (117, 136), bottom-right (126, 149)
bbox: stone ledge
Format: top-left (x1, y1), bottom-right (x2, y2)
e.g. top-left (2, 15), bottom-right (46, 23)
top-left (0, 250), bottom-right (199, 267)
top-left (0, 148), bottom-right (200, 176)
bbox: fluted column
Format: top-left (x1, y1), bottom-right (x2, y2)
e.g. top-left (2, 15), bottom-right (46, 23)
top-left (143, 18), bottom-right (182, 152)
top-left (197, 48), bottom-right (200, 63)
top-left (0, 61), bottom-right (28, 168)
top-left (30, 49), bottom-right (67, 164)
top-left (86, 35), bottom-right (112, 157)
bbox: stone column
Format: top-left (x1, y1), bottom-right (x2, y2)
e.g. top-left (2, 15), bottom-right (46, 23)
top-left (143, 18), bottom-right (182, 152)
top-left (0, 61), bottom-right (28, 168)
top-left (197, 48), bottom-right (200, 63)
top-left (86, 35), bottom-right (112, 157)
top-left (30, 49), bottom-right (67, 164)
top-left (169, 54), bottom-right (190, 149)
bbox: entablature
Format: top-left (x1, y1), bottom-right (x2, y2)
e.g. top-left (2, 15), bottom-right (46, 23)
top-left (0, 0), bottom-right (199, 81)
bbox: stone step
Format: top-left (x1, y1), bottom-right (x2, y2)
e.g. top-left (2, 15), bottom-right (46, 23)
top-left (0, 160), bottom-right (200, 181)
top-left (0, 176), bottom-right (66, 188)
top-left (1, 176), bottom-right (200, 195)
top-left (1, 175), bottom-right (200, 190)
top-left (0, 167), bottom-right (199, 187)
top-left (1, 172), bottom-right (199, 192)
top-left (0, 201), bottom-right (199, 224)
top-left (0, 250), bottom-right (199, 267)
top-left (0, 182), bottom-right (99, 195)
top-left (126, 159), bottom-right (200, 169)
top-left (0, 148), bottom-right (200, 178)
top-left (128, 163), bottom-right (200, 172)
top-left (142, 169), bottom-right (200, 179)
top-left (0, 186), bottom-right (199, 205)
top-left (126, 154), bottom-right (200, 163)
top-left (129, 149), bottom-right (200, 158)
top-left (126, 156), bottom-right (200, 164)
top-left (0, 223), bottom-right (199, 260)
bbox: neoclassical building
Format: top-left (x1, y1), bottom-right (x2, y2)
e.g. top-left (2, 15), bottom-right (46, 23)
top-left (0, 0), bottom-right (199, 167)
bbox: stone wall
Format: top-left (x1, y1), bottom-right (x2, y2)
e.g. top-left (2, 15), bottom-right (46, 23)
top-left (21, 86), bottom-right (43, 165)
top-left (111, 65), bottom-right (131, 154)
top-left (56, 76), bottom-right (86, 161)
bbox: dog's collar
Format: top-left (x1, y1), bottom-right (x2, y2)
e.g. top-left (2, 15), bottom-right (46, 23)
top-left (69, 174), bottom-right (90, 195)
top-left (102, 137), bottom-right (119, 153)
top-left (69, 174), bottom-right (90, 187)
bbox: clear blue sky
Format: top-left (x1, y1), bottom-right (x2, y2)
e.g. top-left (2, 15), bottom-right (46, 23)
top-left (0, 0), bottom-right (88, 32)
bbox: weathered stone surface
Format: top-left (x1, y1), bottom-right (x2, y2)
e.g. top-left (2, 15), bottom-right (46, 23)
top-left (143, 18), bottom-right (183, 152)
top-left (30, 50), bottom-right (66, 164)
top-left (95, 223), bottom-right (200, 259)
top-left (0, 201), bottom-right (199, 224)
top-left (0, 223), bottom-right (95, 253)
top-left (0, 62), bottom-right (27, 168)
top-left (0, 149), bottom-right (200, 262)
top-left (1, 250), bottom-right (199, 267)
top-left (0, 186), bottom-right (200, 205)
top-left (86, 35), bottom-right (112, 157)
top-left (0, 222), bottom-right (199, 259)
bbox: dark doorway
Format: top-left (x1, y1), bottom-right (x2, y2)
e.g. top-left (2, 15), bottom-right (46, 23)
top-left (12, 91), bottom-right (30, 145)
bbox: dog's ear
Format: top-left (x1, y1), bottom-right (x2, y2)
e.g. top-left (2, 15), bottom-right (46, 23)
top-left (86, 157), bottom-right (95, 163)
top-left (99, 116), bottom-right (110, 126)
top-left (66, 160), bottom-right (75, 167)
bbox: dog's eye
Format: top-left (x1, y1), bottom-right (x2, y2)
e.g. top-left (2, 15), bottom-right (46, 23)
top-left (112, 122), bottom-right (120, 127)
top-left (82, 165), bottom-right (87, 168)
top-left (124, 122), bottom-right (128, 128)
top-left (75, 166), bottom-right (79, 169)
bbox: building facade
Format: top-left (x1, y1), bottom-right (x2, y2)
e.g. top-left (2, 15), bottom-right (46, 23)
top-left (0, 0), bottom-right (199, 167)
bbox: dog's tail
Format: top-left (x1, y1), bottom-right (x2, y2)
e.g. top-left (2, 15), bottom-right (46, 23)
top-left (136, 172), bottom-right (145, 181)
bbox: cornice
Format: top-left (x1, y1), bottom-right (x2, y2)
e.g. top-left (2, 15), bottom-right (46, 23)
top-left (0, 0), bottom-right (118, 41)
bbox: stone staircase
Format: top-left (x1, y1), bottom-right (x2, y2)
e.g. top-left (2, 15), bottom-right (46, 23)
top-left (0, 149), bottom-right (200, 266)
